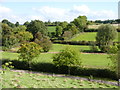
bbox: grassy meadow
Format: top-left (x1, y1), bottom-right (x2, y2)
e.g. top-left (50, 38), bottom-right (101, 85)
top-left (70, 32), bottom-right (119, 41)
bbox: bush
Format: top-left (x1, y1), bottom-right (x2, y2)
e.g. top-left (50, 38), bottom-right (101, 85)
top-left (53, 47), bottom-right (82, 74)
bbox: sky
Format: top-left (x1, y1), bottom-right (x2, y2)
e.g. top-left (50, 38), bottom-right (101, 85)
top-left (0, 0), bottom-right (119, 24)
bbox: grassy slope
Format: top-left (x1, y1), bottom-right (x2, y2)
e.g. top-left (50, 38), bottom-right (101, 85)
top-left (70, 32), bottom-right (118, 41)
top-left (47, 26), bottom-right (56, 33)
top-left (1, 70), bottom-right (117, 88)
top-left (49, 44), bottom-right (91, 52)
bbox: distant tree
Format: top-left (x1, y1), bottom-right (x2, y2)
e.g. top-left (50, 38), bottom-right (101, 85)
top-left (2, 35), bottom-right (19, 49)
top-left (16, 31), bottom-right (33, 43)
top-left (59, 21), bottom-right (68, 29)
top-left (65, 23), bottom-right (78, 35)
top-left (27, 20), bottom-right (48, 36)
top-left (2, 19), bottom-right (15, 28)
top-left (34, 32), bottom-right (52, 52)
top-left (53, 47), bottom-right (82, 74)
top-left (56, 26), bottom-right (63, 37)
top-left (62, 31), bottom-right (73, 40)
top-left (72, 16), bottom-right (87, 32)
top-left (15, 22), bottom-right (19, 27)
top-left (13, 25), bottom-right (27, 33)
top-left (2, 23), bottom-right (13, 35)
top-left (23, 21), bottom-right (29, 27)
top-left (96, 24), bottom-right (118, 52)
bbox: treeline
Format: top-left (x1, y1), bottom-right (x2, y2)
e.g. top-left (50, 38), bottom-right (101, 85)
top-left (94, 19), bottom-right (120, 24)
top-left (0, 19), bottom-right (52, 52)
top-left (44, 19), bottom-right (120, 26)
top-left (0, 15), bottom-right (88, 51)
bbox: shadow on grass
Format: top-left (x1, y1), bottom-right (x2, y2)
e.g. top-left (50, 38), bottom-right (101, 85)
top-left (1, 59), bottom-right (117, 80)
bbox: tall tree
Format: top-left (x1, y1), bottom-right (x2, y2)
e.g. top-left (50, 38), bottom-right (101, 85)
top-left (96, 24), bottom-right (118, 52)
top-left (27, 20), bottom-right (48, 36)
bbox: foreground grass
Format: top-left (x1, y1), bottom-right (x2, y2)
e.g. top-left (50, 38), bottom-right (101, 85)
top-left (1, 70), bottom-right (117, 88)
top-left (70, 32), bottom-right (118, 41)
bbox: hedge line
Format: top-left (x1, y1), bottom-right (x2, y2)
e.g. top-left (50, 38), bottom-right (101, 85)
top-left (2, 59), bottom-right (117, 80)
top-left (53, 40), bottom-right (120, 46)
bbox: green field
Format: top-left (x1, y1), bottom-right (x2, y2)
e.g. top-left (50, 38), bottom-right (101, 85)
top-left (50, 44), bottom-right (91, 52)
top-left (70, 32), bottom-right (119, 41)
top-left (1, 51), bottom-right (111, 69)
top-left (47, 26), bottom-right (56, 33)
top-left (1, 70), bottom-right (117, 88)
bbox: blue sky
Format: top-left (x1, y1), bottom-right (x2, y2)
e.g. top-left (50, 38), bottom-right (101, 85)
top-left (0, 0), bottom-right (119, 24)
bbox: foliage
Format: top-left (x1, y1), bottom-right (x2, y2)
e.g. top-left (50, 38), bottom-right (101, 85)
top-left (72, 16), bottom-right (87, 32)
top-left (96, 24), bottom-right (118, 52)
top-left (16, 31), bottom-right (33, 43)
top-left (62, 31), bottom-right (73, 40)
top-left (2, 61), bottom-right (14, 71)
top-left (65, 23), bottom-right (79, 35)
top-left (59, 21), bottom-right (68, 29)
top-left (2, 35), bottom-right (19, 49)
top-left (27, 20), bottom-right (48, 36)
top-left (34, 32), bottom-right (52, 52)
top-left (13, 25), bottom-right (27, 33)
top-left (56, 26), bottom-right (63, 37)
top-left (2, 19), bottom-right (15, 28)
top-left (15, 22), bottom-right (19, 27)
top-left (18, 42), bottom-right (42, 62)
top-left (108, 44), bottom-right (120, 78)
top-left (53, 47), bottom-right (82, 74)
top-left (53, 47), bottom-right (82, 69)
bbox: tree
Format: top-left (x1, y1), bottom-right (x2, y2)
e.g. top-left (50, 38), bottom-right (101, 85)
top-left (56, 26), bottom-right (63, 37)
top-left (18, 42), bottom-right (42, 68)
top-left (27, 20), bottom-right (48, 36)
top-left (16, 31), bottom-right (33, 43)
top-left (62, 31), bottom-right (72, 40)
top-left (59, 21), bottom-right (68, 29)
top-left (65, 23), bottom-right (78, 35)
top-left (72, 16), bottom-right (87, 32)
top-left (15, 22), bottom-right (19, 27)
top-left (2, 35), bottom-right (19, 49)
top-left (34, 32), bottom-right (52, 52)
top-left (13, 25), bottom-right (27, 33)
top-left (96, 24), bottom-right (118, 52)
top-left (108, 44), bottom-right (120, 79)
top-left (23, 21), bottom-right (29, 27)
top-left (53, 47), bottom-right (82, 74)
top-left (2, 19), bottom-right (15, 28)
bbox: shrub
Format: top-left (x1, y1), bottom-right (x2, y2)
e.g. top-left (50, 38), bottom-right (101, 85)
top-left (53, 47), bottom-right (82, 74)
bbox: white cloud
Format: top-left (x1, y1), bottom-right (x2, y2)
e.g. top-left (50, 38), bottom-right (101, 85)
top-left (32, 5), bottom-right (117, 22)
top-left (0, 5), bottom-right (117, 24)
top-left (0, 5), bottom-right (12, 13)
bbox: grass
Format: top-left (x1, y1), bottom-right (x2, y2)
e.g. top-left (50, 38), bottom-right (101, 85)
top-left (70, 32), bottom-right (119, 41)
top-left (47, 26), bottom-right (56, 33)
top-left (1, 70), bottom-right (118, 88)
top-left (49, 44), bottom-right (91, 52)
